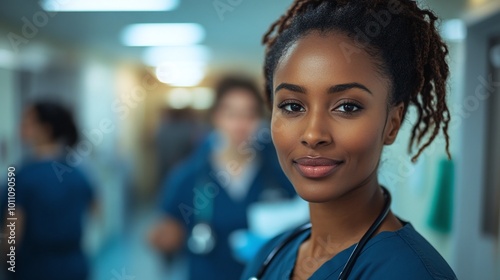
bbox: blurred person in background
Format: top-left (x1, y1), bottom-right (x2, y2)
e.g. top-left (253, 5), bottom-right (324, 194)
top-left (1, 101), bottom-right (96, 280)
top-left (149, 76), bottom-right (296, 280)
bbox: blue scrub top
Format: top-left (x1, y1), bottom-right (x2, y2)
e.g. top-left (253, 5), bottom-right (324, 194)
top-left (160, 132), bottom-right (296, 280)
top-left (1, 158), bottom-right (94, 280)
top-left (241, 221), bottom-right (457, 280)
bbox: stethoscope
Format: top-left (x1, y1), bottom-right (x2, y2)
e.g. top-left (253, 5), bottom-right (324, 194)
top-left (187, 177), bottom-right (217, 255)
top-left (249, 186), bottom-right (391, 280)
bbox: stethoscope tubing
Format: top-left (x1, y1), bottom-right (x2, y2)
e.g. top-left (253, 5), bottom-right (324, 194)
top-left (338, 188), bottom-right (391, 279)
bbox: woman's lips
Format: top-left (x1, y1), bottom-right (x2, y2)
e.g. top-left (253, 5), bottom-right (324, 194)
top-left (293, 157), bottom-right (343, 179)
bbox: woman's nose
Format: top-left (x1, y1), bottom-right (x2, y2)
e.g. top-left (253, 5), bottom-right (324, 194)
top-left (300, 110), bottom-right (333, 149)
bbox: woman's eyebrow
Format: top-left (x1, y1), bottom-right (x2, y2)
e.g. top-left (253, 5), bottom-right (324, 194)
top-left (274, 82), bottom-right (372, 95)
top-left (274, 83), bottom-right (306, 94)
top-left (328, 82), bottom-right (372, 95)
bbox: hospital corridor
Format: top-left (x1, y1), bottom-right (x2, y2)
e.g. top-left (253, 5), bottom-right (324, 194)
top-left (0, 0), bottom-right (500, 279)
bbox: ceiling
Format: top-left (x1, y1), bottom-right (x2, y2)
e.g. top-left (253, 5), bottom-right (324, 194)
top-left (0, 0), bottom-right (486, 73)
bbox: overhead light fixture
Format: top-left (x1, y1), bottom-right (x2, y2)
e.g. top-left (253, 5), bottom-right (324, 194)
top-left (156, 61), bottom-right (206, 87)
top-left (40, 0), bottom-right (179, 12)
top-left (164, 87), bottom-right (215, 110)
top-left (121, 23), bottom-right (205, 46)
top-left (142, 46), bottom-right (210, 66)
top-left (191, 88), bottom-right (215, 110)
top-left (440, 19), bottom-right (466, 42)
top-left (148, 46), bottom-right (210, 87)
top-left (143, 46), bottom-right (210, 66)
top-left (166, 88), bottom-right (193, 109)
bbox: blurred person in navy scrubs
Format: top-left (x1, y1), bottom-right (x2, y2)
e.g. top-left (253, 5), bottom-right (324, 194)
top-left (1, 101), bottom-right (95, 280)
top-left (149, 76), bottom-right (296, 280)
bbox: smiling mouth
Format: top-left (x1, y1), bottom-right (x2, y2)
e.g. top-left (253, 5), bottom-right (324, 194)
top-left (293, 157), bottom-right (344, 179)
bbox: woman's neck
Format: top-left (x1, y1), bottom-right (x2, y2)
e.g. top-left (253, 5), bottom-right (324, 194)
top-left (217, 145), bottom-right (252, 164)
top-left (305, 178), bottom-right (402, 259)
top-left (34, 142), bottom-right (60, 159)
top-left (309, 181), bottom-right (381, 251)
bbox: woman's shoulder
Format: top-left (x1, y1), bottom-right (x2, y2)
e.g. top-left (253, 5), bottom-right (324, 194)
top-left (16, 159), bottom-right (71, 182)
top-left (353, 222), bottom-right (457, 280)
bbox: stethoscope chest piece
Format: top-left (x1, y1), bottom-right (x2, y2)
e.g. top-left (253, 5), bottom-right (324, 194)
top-left (188, 222), bottom-right (216, 255)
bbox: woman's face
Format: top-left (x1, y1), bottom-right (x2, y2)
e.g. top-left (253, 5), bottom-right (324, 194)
top-left (271, 31), bottom-right (403, 203)
top-left (20, 107), bottom-right (52, 147)
top-left (213, 89), bottom-right (261, 148)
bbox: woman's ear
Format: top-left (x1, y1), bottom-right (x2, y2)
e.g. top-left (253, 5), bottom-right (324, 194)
top-left (384, 102), bottom-right (404, 145)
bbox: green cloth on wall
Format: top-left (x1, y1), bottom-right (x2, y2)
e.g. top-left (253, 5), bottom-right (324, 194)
top-left (427, 158), bottom-right (454, 233)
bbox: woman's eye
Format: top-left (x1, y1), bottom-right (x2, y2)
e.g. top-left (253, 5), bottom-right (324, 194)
top-left (279, 102), bottom-right (305, 113)
top-left (335, 103), bottom-right (361, 113)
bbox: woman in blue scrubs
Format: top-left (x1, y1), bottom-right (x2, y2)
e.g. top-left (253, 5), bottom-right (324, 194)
top-left (241, 0), bottom-right (457, 279)
top-left (2, 101), bottom-right (95, 280)
top-left (149, 76), bottom-right (296, 280)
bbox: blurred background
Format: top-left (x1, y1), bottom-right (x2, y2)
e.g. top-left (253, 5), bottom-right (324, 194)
top-left (0, 0), bottom-right (499, 279)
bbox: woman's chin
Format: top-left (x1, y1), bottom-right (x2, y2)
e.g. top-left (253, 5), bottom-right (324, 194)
top-left (291, 179), bottom-right (353, 204)
top-left (294, 188), bottom-right (338, 204)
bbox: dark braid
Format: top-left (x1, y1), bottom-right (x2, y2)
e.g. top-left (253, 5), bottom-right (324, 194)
top-left (262, 0), bottom-right (451, 162)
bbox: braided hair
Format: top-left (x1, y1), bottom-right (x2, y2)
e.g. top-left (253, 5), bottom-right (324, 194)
top-left (263, 0), bottom-right (451, 162)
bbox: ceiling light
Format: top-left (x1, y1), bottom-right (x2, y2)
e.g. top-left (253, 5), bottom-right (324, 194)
top-left (164, 87), bottom-right (215, 110)
top-left (191, 88), bottom-right (215, 110)
top-left (40, 0), bottom-right (179, 12)
top-left (156, 61), bottom-right (206, 87)
top-left (121, 23), bottom-right (205, 46)
top-left (166, 88), bottom-right (193, 109)
top-left (143, 46), bottom-right (210, 66)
